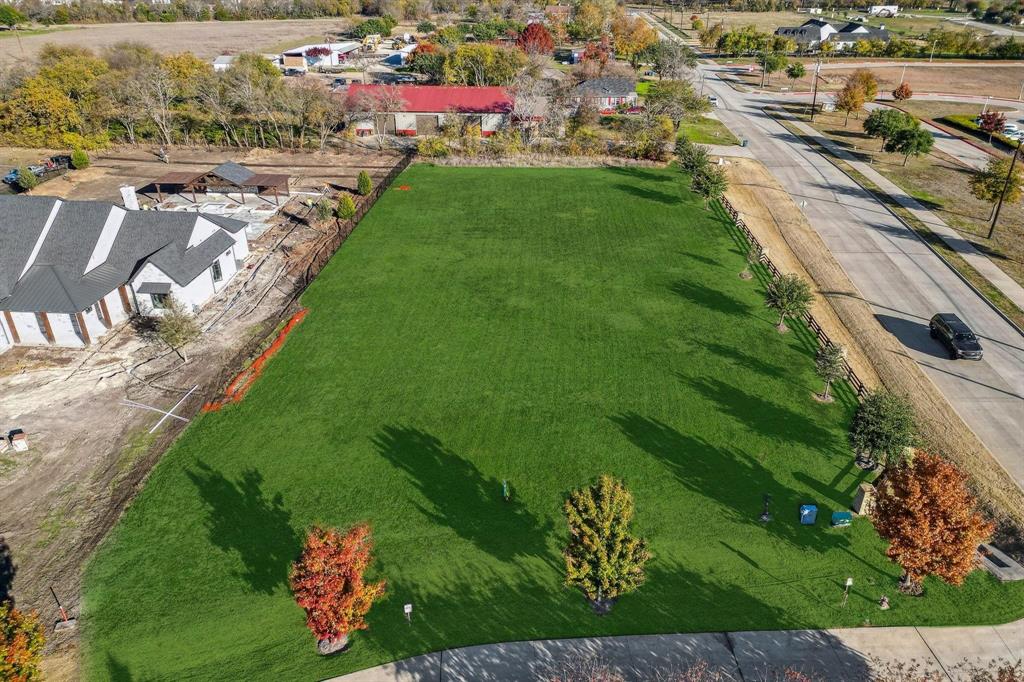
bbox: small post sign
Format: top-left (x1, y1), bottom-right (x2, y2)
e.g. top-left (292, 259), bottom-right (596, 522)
top-left (841, 577), bottom-right (853, 608)
top-left (404, 603), bottom-right (413, 624)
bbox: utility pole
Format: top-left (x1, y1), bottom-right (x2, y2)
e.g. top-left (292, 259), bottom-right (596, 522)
top-left (809, 55), bottom-right (822, 121)
top-left (1019, 79), bottom-right (1024, 102)
top-left (899, 63), bottom-right (907, 85)
top-left (929, 40), bottom-right (936, 62)
top-left (988, 141), bottom-right (1021, 240)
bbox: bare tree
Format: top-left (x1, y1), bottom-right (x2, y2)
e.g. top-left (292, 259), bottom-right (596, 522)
top-left (351, 85), bottom-right (406, 150)
top-left (509, 70), bottom-right (547, 146)
top-left (132, 64), bottom-right (176, 146)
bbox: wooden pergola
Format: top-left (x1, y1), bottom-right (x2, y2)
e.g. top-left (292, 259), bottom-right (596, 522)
top-left (150, 162), bottom-right (290, 206)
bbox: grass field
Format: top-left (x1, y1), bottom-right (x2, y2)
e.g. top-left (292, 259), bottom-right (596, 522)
top-left (82, 166), bottom-right (1024, 681)
top-left (679, 116), bottom-right (741, 145)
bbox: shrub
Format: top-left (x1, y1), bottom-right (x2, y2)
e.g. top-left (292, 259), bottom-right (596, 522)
top-left (676, 140), bottom-right (710, 174)
top-left (70, 148), bottom-right (90, 169)
top-left (416, 20), bottom-right (436, 34)
top-left (356, 170), bottom-right (373, 196)
top-left (14, 166), bottom-right (37, 192)
top-left (891, 81), bottom-right (913, 100)
top-left (315, 199), bottom-right (333, 221)
top-left (690, 164), bottom-right (728, 209)
top-left (849, 389), bottom-right (916, 469)
top-left (0, 603), bottom-right (44, 682)
top-left (290, 524), bottom-right (386, 650)
top-left (336, 193), bottom-right (357, 221)
top-left (417, 136), bottom-right (450, 157)
top-left (563, 475), bottom-right (649, 611)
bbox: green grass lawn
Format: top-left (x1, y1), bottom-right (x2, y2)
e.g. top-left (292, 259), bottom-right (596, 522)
top-left (679, 116), bottom-right (741, 145)
top-left (82, 166), bottom-right (1024, 681)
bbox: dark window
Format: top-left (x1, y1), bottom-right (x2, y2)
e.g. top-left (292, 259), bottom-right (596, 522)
top-left (151, 293), bottom-right (169, 309)
top-left (211, 260), bottom-right (223, 282)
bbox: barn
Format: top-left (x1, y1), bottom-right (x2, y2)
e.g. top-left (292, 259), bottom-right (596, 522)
top-left (347, 84), bottom-right (513, 138)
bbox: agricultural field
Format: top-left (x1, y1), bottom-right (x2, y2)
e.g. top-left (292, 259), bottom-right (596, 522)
top-left (81, 166), bottom-right (1024, 681)
top-left (0, 18), bottom-right (354, 65)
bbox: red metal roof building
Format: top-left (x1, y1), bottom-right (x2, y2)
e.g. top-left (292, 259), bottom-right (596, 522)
top-left (346, 84), bottom-right (513, 137)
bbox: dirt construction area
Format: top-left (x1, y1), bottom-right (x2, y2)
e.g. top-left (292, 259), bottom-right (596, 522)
top-left (0, 145), bottom-right (404, 679)
top-left (0, 18), bottom-right (355, 66)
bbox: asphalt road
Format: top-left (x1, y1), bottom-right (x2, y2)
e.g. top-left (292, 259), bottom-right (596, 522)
top-left (646, 14), bottom-right (1024, 489)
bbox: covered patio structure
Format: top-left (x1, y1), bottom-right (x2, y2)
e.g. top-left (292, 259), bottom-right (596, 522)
top-left (149, 161), bottom-right (290, 206)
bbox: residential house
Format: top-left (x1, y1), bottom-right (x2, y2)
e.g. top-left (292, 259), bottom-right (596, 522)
top-left (0, 197), bottom-right (249, 352)
top-left (774, 19), bottom-right (889, 51)
top-left (212, 55), bottom-right (236, 72)
top-left (774, 19), bottom-right (837, 49)
top-left (573, 78), bottom-right (638, 113)
top-left (280, 42), bottom-right (362, 70)
top-left (346, 85), bottom-right (513, 137)
top-left (826, 22), bottom-right (891, 49)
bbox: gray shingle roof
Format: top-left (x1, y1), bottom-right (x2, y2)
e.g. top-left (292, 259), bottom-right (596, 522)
top-left (574, 78), bottom-right (636, 98)
top-left (0, 196), bottom-right (58, 299)
top-left (209, 161), bottom-right (256, 186)
top-left (0, 197), bottom-right (248, 314)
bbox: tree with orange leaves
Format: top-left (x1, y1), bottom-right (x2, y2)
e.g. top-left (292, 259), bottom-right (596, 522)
top-left (874, 452), bottom-right (993, 596)
top-left (0, 603), bottom-right (44, 682)
top-left (289, 524), bottom-right (386, 655)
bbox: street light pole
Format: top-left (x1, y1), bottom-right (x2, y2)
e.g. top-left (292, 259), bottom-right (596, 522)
top-left (988, 141), bottom-right (1021, 240)
top-left (899, 63), bottom-right (907, 85)
top-left (1019, 79), bottom-right (1024, 102)
top-left (929, 40), bottom-right (936, 62)
top-left (809, 55), bottom-right (822, 121)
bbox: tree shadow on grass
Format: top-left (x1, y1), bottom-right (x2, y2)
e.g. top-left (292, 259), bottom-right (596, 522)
top-left (105, 654), bottom-right (134, 682)
top-left (373, 425), bottom-right (553, 564)
top-left (703, 342), bottom-right (793, 383)
top-left (609, 412), bottom-right (851, 554)
top-left (0, 537), bottom-right (13, 605)
top-left (678, 376), bottom-right (842, 455)
top-left (612, 183), bottom-right (681, 206)
top-left (186, 463), bottom-right (299, 595)
top-left (669, 280), bottom-right (751, 316)
top-left (603, 165), bottom-right (675, 183)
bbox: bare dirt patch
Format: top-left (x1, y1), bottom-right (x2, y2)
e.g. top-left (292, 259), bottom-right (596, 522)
top-left (0, 144), bottom-right (404, 676)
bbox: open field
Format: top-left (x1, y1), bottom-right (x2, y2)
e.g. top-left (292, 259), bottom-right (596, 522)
top-left (795, 107), bottom-right (1024, 289)
top-left (730, 63), bottom-right (1024, 98)
top-left (679, 115), bottom-right (741, 145)
top-left (81, 165), bottom-right (1024, 681)
top-left (0, 19), bottom-right (353, 65)
top-left (650, 7), bottom-right (969, 37)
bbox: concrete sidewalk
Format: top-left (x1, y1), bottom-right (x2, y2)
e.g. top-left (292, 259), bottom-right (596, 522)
top-left (327, 620), bottom-right (1023, 681)
top-left (780, 112), bottom-right (1024, 317)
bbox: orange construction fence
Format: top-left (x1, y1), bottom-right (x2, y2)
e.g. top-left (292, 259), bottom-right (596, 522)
top-left (202, 308), bottom-right (309, 412)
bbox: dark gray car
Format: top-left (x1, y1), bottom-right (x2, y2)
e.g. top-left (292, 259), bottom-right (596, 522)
top-left (930, 313), bottom-right (984, 360)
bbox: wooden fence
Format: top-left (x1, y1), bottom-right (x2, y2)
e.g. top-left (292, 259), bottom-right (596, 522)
top-left (292, 151), bottom-right (416, 295)
top-left (721, 196), bottom-right (869, 399)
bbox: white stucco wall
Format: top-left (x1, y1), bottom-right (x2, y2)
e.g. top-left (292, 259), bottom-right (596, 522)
top-left (49, 313), bottom-right (84, 347)
top-left (0, 315), bottom-right (11, 353)
top-left (8, 311), bottom-right (49, 345)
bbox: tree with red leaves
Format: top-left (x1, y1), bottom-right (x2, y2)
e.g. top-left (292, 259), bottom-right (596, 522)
top-left (979, 111), bottom-right (1007, 143)
top-left (518, 22), bottom-right (554, 55)
top-left (0, 603), bottom-right (44, 682)
top-left (874, 452), bottom-right (993, 596)
top-left (305, 46), bottom-right (331, 58)
top-left (290, 524), bottom-right (386, 654)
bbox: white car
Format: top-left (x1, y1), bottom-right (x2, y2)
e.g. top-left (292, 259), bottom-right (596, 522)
top-left (1003, 123), bottom-right (1020, 133)
top-left (707, 95), bottom-right (719, 107)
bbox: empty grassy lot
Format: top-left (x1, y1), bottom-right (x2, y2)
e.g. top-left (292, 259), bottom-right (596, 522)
top-left (82, 166), bottom-right (1024, 681)
top-left (679, 116), bottom-right (741, 145)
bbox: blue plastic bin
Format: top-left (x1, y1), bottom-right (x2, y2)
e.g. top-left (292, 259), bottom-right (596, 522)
top-left (799, 504), bottom-right (817, 525)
